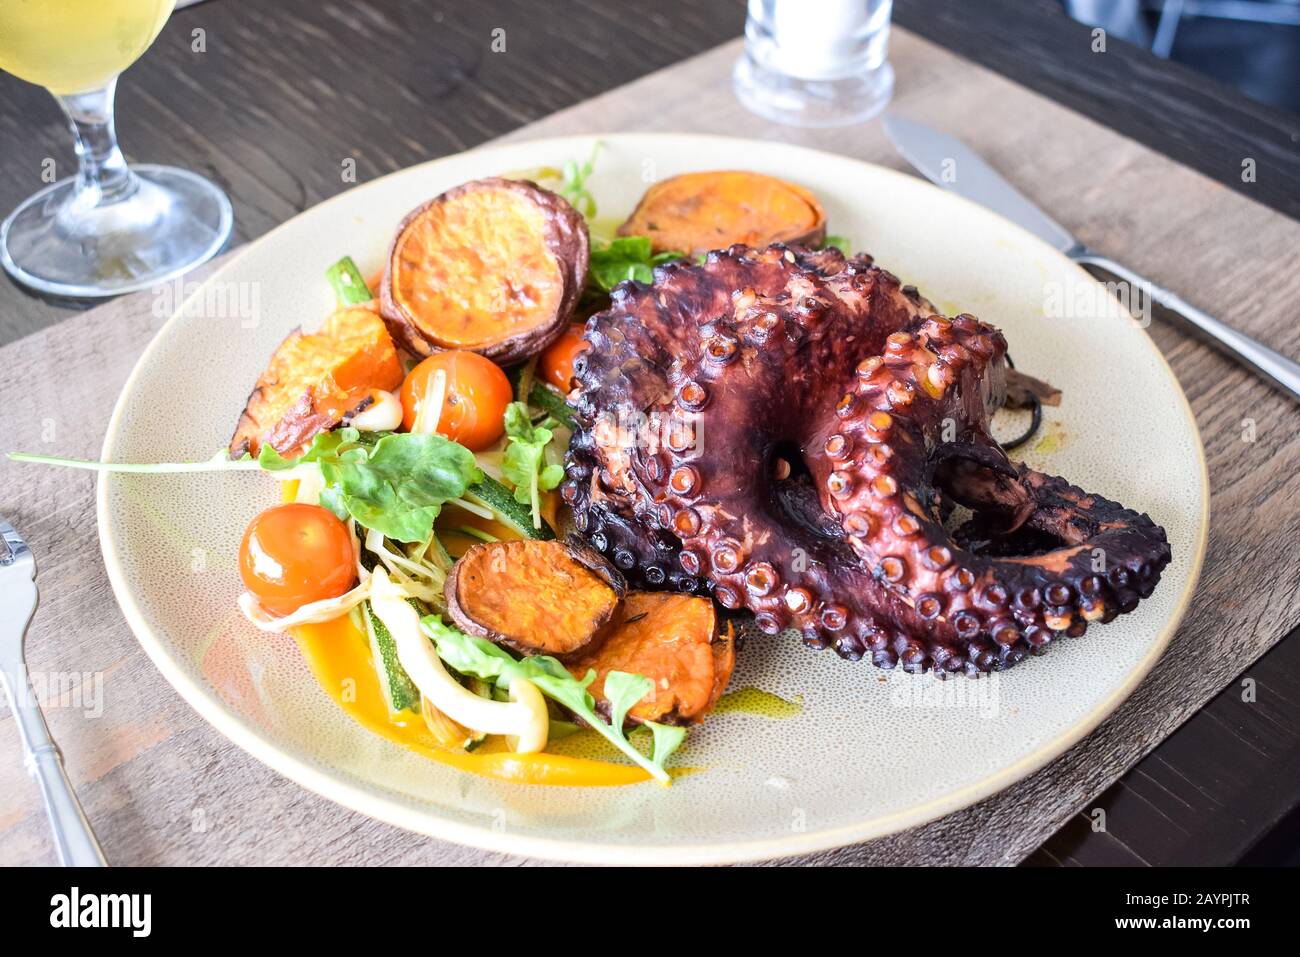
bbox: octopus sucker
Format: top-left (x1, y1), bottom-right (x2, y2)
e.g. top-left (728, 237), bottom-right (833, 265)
top-left (565, 243), bottom-right (1172, 675)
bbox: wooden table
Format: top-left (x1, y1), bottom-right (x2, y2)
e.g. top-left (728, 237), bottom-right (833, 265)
top-left (2, 0), bottom-right (1298, 866)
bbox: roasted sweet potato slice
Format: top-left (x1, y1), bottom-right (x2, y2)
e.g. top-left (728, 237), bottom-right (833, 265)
top-left (380, 177), bottom-right (589, 364)
top-left (445, 539), bottom-right (625, 659)
top-left (229, 305), bottom-right (404, 458)
top-left (567, 592), bottom-right (735, 726)
top-left (618, 171), bottom-right (826, 257)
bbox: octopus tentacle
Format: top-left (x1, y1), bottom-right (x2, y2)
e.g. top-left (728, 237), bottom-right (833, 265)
top-left (565, 242), bottom-right (1172, 675)
top-left (567, 243), bottom-right (967, 664)
top-left (818, 316), bottom-right (1172, 661)
top-left (563, 243), bottom-right (932, 595)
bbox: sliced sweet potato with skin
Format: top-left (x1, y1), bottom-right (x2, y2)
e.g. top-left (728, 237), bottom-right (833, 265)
top-left (229, 305), bottom-right (404, 459)
top-left (618, 171), bottom-right (826, 257)
top-left (445, 539), bottom-right (625, 659)
top-left (380, 177), bottom-right (589, 365)
top-left (567, 592), bottom-right (734, 727)
top-left (708, 620), bottom-right (737, 715)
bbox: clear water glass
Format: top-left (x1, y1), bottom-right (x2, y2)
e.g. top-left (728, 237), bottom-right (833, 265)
top-left (734, 0), bottom-right (895, 128)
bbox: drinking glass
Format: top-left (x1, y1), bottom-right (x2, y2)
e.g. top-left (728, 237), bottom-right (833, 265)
top-left (0, 0), bottom-right (232, 299)
top-left (734, 0), bottom-right (895, 128)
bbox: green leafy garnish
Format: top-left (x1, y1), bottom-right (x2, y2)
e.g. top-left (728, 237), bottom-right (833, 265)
top-left (261, 427), bottom-right (482, 543)
top-left (587, 236), bottom-right (685, 292)
top-left (10, 427), bottom-right (476, 545)
top-left (500, 402), bottom-right (564, 530)
top-left (422, 617), bottom-right (686, 783)
top-left (6, 449), bottom-right (265, 474)
top-left (326, 255), bottom-right (373, 305)
top-left (821, 234), bottom-right (851, 252)
top-left (558, 141), bottom-right (601, 219)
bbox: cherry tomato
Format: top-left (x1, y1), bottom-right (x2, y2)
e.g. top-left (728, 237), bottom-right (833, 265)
top-left (239, 503), bottom-right (355, 617)
top-left (539, 324), bottom-right (588, 392)
top-left (400, 350), bottom-right (512, 450)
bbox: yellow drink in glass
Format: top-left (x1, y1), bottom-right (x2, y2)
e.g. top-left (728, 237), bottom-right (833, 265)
top-left (0, 0), bottom-right (176, 94)
top-left (0, 0), bottom-right (231, 298)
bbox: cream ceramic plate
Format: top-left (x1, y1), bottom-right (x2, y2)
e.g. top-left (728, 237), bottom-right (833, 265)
top-left (98, 134), bottom-right (1207, 864)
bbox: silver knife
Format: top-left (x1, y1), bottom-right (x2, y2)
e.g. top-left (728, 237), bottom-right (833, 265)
top-left (882, 114), bottom-right (1300, 403)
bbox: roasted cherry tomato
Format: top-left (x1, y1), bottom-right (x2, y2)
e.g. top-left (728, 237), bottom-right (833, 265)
top-left (400, 350), bottom-right (512, 450)
top-left (239, 503), bottom-right (355, 617)
top-left (538, 324), bottom-right (588, 392)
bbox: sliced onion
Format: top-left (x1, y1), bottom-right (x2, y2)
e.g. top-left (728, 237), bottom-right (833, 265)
top-left (363, 528), bottom-right (444, 605)
top-left (368, 567), bottom-right (548, 751)
top-left (239, 517), bottom-right (370, 632)
top-left (238, 581), bottom-right (371, 632)
top-left (443, 497), bottom-right (494, 520)
top-left (411, 368), bottom-right (447, 436)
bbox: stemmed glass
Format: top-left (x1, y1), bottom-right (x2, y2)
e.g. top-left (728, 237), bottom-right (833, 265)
top-left (0, 0), bottom-right (232, 299)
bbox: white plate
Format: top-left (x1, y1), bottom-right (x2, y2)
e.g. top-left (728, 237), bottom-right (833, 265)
top-left (98, 134), bottom-right (1207, 865)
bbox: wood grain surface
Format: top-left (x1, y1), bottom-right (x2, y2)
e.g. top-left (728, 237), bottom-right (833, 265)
top-left (7, 0), bottom-right (1300, 343)
top-left (1027, 629), bottom-right (1300, 865)
top-left (0, 0), bottom-right (746, 346)
top-left (2, 29), bottom-right (1300, 866)
top-left (893, 0), bottom-right (1300, 221)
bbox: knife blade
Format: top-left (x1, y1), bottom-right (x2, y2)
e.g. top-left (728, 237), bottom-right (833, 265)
top-left (882, 114), bottom-right (1080, 255)
top-left (880, 113), bottom-right (1300, 403)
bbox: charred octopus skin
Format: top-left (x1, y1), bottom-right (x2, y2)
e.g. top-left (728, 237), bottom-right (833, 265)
top-left (563, 243), bottom-right (1172, 673)
top-left (563, 244), bottom-right (932, 598)
top-left (815, 316), bottom-right (1172, 670)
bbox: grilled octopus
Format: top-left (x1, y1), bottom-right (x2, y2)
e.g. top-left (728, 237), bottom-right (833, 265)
top-left (562, 244), bottom-right (1171, 674)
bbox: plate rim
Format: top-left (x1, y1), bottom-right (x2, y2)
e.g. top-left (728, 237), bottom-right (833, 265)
top-left (96, 131), bottom-right (1209, 865)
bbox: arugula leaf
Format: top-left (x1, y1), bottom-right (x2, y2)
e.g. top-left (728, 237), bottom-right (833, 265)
top-left (559, 141), bottom-right (601, 219)
top-left (422, 617), bottom-right (685, 784)
top-left (11, 425), bottom-right (477, 544)
top-left (428, 620), bottom-right (518, 682)
top-left (265, 428), bottom-right (482, 543)
top-left (821, 234), bottom-right (852, 252)
top-left (587, 236), bottom-right (686, 292)
top-left (647, 721), bottom-right (688, 767)
top-left (257, 426), bottom-right (356, 470)
top-left (500, 402), bottom-right (564, 530)
top-left (317, 483), bottom-right (348, 521)
top-left (603, 671), bottom-right (651, 737)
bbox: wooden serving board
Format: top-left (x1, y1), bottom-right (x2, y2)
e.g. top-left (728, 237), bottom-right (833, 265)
top-left (2, 31), bottom-right (1298, 866)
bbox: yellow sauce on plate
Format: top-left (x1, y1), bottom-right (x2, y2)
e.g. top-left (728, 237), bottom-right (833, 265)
top-left (292, 614), bottom-right (652, 787)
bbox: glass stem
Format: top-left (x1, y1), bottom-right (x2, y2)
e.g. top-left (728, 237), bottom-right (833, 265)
top-left (57, 79), bottom-right (137, 206)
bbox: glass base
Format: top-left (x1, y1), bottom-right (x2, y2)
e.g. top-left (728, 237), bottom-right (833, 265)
top-left (0, 164), bottom-right (233, 299)
top-left (733, 53), bottom-right (895, 129)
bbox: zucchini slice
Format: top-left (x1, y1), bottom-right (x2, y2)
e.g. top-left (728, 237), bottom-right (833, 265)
top-left (363, 599), bottom-right (420, 715)
top-left (463, 474), bottom-right (556, 541)
top-left (507, 367), bottom-right (578, 430)
top-left (529, 382), bottom-right (577, 430)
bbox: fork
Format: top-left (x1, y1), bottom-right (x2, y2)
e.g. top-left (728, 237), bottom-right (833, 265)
top-left (0, 516), bottom-right (106, 866)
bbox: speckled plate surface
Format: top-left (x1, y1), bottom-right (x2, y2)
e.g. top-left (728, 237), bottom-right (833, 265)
top-left (97, 134), bottom-right (1207, 865)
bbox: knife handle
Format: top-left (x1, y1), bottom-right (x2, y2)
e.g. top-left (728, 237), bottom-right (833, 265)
top-left (1073, 253), bottom-right (1300, 403)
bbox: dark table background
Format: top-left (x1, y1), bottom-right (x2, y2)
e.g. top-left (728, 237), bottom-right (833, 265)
top-left (1, 0), bottom-right (1297, 865)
